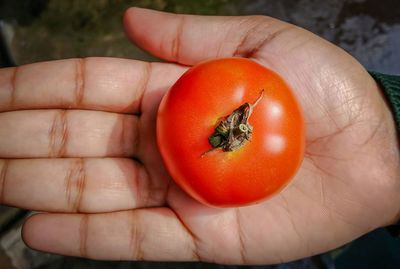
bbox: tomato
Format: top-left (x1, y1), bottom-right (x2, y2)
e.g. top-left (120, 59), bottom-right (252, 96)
top-left (157, 58), bottom-right (304, 207)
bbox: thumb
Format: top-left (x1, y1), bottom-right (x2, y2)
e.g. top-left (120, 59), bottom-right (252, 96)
top-left (123, 7), bottom-right (293, 66)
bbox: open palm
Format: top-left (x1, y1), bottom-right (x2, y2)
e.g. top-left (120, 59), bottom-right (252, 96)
top-left (1, 8), bottom-right (398, 264)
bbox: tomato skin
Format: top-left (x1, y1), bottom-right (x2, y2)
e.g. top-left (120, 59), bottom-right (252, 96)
top-left (157, 58), bottom-right (304, 207)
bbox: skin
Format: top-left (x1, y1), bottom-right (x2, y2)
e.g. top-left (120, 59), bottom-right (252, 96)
top-left (0, 7), bottom-right (398, 264)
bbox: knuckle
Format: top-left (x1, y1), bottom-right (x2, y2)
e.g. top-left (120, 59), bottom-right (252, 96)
top-left (75, 58), bottom-right (86, 106)
top-left (64, 158), bottom-right (86, 212)
top-left (49, 110), bottom-right (69, 157)
top-left (171, 15), bottom-right (185, 61)
top-left (233, 16), bottom-right (292, 58)
top-left (120, 115), bottom-right (137, 156)
top-left (140, 167), bottom-right (168, 207)
top-left (129, 211), bottom-right (145, 260)
top-left (79, 214), bottom-right (89, 257)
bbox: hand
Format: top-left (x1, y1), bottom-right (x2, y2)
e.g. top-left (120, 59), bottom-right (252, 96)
top-left (1, 8), bottom-right (399, 264)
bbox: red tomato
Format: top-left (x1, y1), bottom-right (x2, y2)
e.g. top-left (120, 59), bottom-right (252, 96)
top-left (157, 58), bottom-right (304, 207)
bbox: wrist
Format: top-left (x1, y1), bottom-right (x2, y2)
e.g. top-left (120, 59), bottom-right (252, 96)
top-left (369, 72), bottom-right (400, 132)
top-left (368, 71), bottom-right (400, 227)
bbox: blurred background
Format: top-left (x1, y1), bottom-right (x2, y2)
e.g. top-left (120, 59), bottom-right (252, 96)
top-left (0, 0), bottom-right (399, 269)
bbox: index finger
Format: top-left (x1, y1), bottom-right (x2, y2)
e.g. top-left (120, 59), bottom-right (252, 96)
top-left (0, 57), bottom-right (149, 114)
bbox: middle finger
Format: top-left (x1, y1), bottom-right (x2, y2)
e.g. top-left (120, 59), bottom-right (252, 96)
top-left (0, 109), bottom-right (138, 158)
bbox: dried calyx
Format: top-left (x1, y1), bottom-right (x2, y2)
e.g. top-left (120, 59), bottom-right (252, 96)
top-left (207, 90), bottom-right (264, 153)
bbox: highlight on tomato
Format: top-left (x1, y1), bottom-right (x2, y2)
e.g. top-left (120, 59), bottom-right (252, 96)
top-left (157, 58), bottom-right (305, 207)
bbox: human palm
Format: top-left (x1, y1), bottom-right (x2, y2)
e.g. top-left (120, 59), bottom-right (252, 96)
top-left (1, 8), bottom-right (399, 264)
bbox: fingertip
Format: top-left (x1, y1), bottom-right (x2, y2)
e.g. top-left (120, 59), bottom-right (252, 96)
top-left (122, 7), bottom-right (154, 48)
top-left (124, 6), bottom-right (167, 18)
top-left (123, 7), bottom-right (181, 62)
top-left (122, 7), bottom-right (144, 26)
top-left (21, 213), bottom-right (43, 251)
top-left (123, 7), bottom-right (167, 33)
top-left (21, 213), bottom-right (81, 256)
top-left (122, 7), bottom-right (135, 39)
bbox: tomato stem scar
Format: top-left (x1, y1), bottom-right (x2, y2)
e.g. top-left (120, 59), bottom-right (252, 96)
top-left (204, 90), bottom-right (264, 155)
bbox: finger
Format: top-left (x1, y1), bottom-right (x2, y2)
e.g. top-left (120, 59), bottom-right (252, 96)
top-left (0, 58), bottom-right (149, 113)
top-left (123, 7), bottom-right (291, 65)
top-left (22, 209), bottom-right (199, 261)
top-left (0, 110), bottom-right (137, 158)
top-left (0, 158), bottom-right (167, 213)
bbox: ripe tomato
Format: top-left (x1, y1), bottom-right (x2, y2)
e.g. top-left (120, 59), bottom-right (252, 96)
top-left (157, 58), bottom-right (304, 207)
